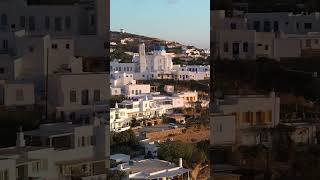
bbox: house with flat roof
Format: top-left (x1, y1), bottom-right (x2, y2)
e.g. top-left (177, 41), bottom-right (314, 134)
top-left (211, 91), bottom-right (280, 147)
top-left (0, 116), bottom-right (109, 180)
top-left (117, 158), bottom-right (190, 180)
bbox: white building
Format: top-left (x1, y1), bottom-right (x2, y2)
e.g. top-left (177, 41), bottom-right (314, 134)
top-left (183, 48), bottom-right (201, 58)
top-left (117, 158), bottom-right (190, 180)
top-left (0, 0), bottom-right (107, 37)
top-left (48, 72), bottom-right (109, 121)
top-left (140, 139), bottom-right (160, 157)
top-left (212, 10), bottom-right (320, 60)
top-left (174, 65), bottom-right (210, 81)
top-left (0, 80), bottom-right (35, 109)
top-left (110, 72), bottom-right (151, 97)
top-left (110, 43), bottom-right (210, 80)
top-left (0, 117), bottom-right (109, 180)
top-left (124, 84), bottom-right (151, 98)
top-left (211, 92), bottom-right (280, 147)
top-left (110, 96), bottom-right (161, 132)
top-left (109, 91), bottom-right (198, 132)
top-left (110, 87), bottom-right (121, 96)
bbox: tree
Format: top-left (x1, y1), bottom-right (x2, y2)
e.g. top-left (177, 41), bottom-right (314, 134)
top-left (158, 141), bottom-right (206, 168)
top-left (110, 129), bottom-right (143, 157)
top-left (107, 170), bottom-right (127, 180)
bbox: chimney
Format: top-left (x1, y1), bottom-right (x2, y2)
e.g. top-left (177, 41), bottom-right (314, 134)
top-left (179, 158), bottom-right (183, 167)
top-left (16, 126), bottom-right (25, 147)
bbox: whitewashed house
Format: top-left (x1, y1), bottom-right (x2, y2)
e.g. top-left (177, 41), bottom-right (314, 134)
top-left (0, 117), bottom-right (109, 180)
top-left (212, 10), bottom-right (320, 60)
top-left (48, 72), bottom-right (109, 121)
top-left (117, 158), bottom-right (190, 180)
top-left (211, 92), bottom-right (280, 147)
top-left (0, 80), bottom-right (35, 109)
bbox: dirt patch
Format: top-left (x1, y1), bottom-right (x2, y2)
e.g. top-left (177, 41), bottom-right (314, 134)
top-left (151, 128), bottom-right (209, 143)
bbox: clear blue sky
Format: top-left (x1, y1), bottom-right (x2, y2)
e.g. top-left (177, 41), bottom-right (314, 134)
top-left (111, 0), bottom-right (210, 49)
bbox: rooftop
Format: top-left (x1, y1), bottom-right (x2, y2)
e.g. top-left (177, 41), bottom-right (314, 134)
top-left (121, 159), bottom-right (190, 179)
top-left (23, 123), bottom-right (84, 137)
top-left (0, 146), bottom-right (48, 156)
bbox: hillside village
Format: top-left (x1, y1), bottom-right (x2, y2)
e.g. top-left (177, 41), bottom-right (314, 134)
top-left (108, 30), bottom-right (211, 179)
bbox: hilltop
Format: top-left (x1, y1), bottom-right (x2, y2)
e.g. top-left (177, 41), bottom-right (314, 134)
top-left (110, 31), bottom-right (209, 64)
top-left (110, 31), bottom-right (199, 53)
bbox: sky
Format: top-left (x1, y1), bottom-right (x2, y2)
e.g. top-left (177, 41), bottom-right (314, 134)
top-left (110, 0), bottom-right (210, 49)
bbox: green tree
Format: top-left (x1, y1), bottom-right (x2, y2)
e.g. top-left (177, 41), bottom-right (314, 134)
top-left (107, 170), bottom-right (127, 180)
top-left (158, 141), bottom-right (206, 168)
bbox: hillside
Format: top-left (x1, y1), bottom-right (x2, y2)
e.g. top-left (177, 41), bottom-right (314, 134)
top-left (110, 31), bottom-right (196, 53)
top-left (110, 31), bottom-right (206, 63)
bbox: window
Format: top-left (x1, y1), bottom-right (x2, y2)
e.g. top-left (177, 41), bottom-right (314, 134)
top-left (306, 39), bottom-right (312, 47)
top-left (0, 169), bottom-right (9, 180)
top-left (315, 39), bottom-right (319, 44)
top-left (273, 21), bottom-right (279, 32)
top-left (256, 111), bottom-right (264, 124)
top-left (54, 17), bottom-right (62, 31)
top-left (90, 14), bottom-right (95, 26)
top-left (29, 16), bottom-right (35, 31)
top-left (94, 89), bottom-right (100, 102)
top-left (90, 135), bottom-right (95, 145)
top-left (230, 23), bottom-right (237, 29)
top-left (32, 162), bottom-right (40, 172)
top-left (0, 68), bottom-right (4, 74)
top-left (81, 136), bottom-right (85, 146)
top-left (65, 16), bottom-right (71, 29)
top-left (1, 14), bottom-right (7, 26)
top-left (20, 16), bottom-right (25, 28)
top-left (45, 16), bottom-right (50, 30)
top-left (254, 21), bottom-right (260, 32)
top-left (70, 90), bottom-right (76, 103)
top-left (51, 44), bottom-right (58, 49)
top-left (139, 90), bottom-right (142, 94)
top-left (223, 42), bottom-right (229, 52)
top-left (304, 23), bottom-right (312, 29)
top-left (243, 42), bottom-right (248, 52)
top-left (16, 89), bottom-right (24, 101)
top-left (265, 45), bottom-right (269, 50)
top-left (264, 21), bottom-right (271, 32)
top-left (66, 44), bottom-right (70, 49)
top-left (242, 112), bottom-right (250, 123)
top-left (135, 90), bottom-right (138, 95)
top-left (266, 110), bottom-right (272, 122)
top-left (81, 90), bottom-right (89, 105)
top-left (29, 46), bottom-right (34, 52)
top-left (296, 22), bottom-right (300, 29)
top-left (2, 40), bottom-right (8, 51)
